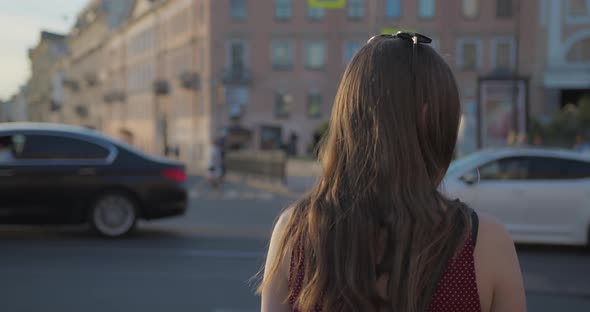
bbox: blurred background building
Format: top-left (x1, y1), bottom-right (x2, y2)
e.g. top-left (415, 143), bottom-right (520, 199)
top-left (1, 0), bottom-right (590, 172)
top-left (26, 31), bottom-right (67, 122)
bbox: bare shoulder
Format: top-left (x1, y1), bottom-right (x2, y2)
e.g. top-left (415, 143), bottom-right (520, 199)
top-left (473, 212), bottom-right (526, 312)
top-left (275, 206), bottom-right (295, 234)
top-left (267, 206), bottom-right (296, 276)
top-left (475, 213), bottom-right (518, 260)
top-left (260, 206), bottom-right (297, 312)
top-left (477, 213), bottom-right (512, 245)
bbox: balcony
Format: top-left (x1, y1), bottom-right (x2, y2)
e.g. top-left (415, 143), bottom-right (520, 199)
top-left (63, 79), bottom-right (80, 92)
top-left (75, 105), bottom-right (89, 118)
top-left (222, 67), bottom-right (253, 85)
top-left (103, 90), bottom-right (127, 103)
top-left (50, 100), bottom-right (62, 112)
top-left (153, 79), bottom-right (171, 96)
top-left (179, 71), bottom-right (200, 90)
top-left (103, 92), bottom-right (115, 103)
top-left (84, 72), bottom-right (98, 87)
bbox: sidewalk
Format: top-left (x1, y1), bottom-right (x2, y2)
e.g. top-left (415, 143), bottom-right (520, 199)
top-left (188, 158), bottom-right (320, 198)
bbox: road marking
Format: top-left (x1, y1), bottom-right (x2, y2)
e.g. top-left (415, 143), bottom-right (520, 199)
top-left (183, 249), bottom-right (264, 259)
top-left (258, 192), bottom-right (274, 200)
top-left (225, 189), bottom-right (239, 199)
top-left (7, 244), bottom-right (265, 259)
top-left (189, 189), bottom-right (275, 201)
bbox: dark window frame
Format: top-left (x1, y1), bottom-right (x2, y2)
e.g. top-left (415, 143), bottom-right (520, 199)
top-left (347, 0), bottom-right (365, 20)
top-left (418, 0), bottom-right (436, 19)
top-left (230, 0), bottom-right (247, 21)
top-left (385, 0), bottom-right (402, 19)
top-left (476, 156), bottom-right (530, 181)
top-left (496, 0), bottom-right (513, 19)
top-left (306, 3), bottom-right (326, 21)
top-left (275, 92), bottom-right (292, 119)
top-left (271, 39), bottom-right (294, 71)
top-left (305, 40), bottom-right (327, 71)
top-left (528, 156), bottom-right (590, 180)
top-left (307, 91), bottom-right (322, 118)
top-left (16, 133), bottom-right (112, 162)
top-left (274, 0), bottom-right (292, 21)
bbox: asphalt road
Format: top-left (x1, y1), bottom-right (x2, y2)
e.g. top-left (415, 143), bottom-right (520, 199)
top-left (0, 180), bottom-right (589, 312)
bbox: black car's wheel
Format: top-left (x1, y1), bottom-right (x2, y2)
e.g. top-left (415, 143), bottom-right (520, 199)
top-left (89, 192), bottom-right (137, 237)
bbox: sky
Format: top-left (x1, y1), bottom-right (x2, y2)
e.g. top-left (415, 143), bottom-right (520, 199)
top-left (0, 0), bottom-right (89, 100)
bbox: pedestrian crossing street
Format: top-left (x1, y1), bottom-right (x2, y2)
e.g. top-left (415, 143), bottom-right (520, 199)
top-left (189, 188), bottom-right (276, 201)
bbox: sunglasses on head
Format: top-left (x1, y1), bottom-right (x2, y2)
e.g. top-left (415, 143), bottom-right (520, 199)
top-left (367, 31), bottom-right (432, 45)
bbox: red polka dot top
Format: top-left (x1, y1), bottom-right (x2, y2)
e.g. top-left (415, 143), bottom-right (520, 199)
top-left (288, 211), bottom-right (481, 312)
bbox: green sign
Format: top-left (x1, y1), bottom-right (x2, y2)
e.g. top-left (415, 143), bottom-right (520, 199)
top-left (308, 0), bottom-right (346, 9)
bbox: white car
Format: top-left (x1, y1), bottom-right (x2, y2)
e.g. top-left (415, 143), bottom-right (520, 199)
top-left (443, 148), bottom-right (590, 246)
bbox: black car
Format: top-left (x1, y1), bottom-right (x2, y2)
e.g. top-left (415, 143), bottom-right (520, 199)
top-left (0, 123), bottom-right (188, 237)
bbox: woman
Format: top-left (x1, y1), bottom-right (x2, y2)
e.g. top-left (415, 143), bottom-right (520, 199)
top-left (259, 33), bottom-right (526, 312)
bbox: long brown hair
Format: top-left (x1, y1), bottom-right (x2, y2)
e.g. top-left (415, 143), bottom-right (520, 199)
top-left (259, 36), bottom-right (470, 311)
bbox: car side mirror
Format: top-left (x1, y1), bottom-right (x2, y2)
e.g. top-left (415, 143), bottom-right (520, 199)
top-left (461, 171), bottom-right (477, 186)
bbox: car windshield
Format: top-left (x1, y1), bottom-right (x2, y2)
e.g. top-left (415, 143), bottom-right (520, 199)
top-left (447, 151), bottom-right (488, 177)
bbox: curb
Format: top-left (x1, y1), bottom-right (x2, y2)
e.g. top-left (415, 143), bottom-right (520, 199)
top-left (224, 173), bottom-right (298, 198)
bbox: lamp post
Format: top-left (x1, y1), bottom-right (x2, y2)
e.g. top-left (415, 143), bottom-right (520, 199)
top-left (512, 0), bottom-right (522, 143)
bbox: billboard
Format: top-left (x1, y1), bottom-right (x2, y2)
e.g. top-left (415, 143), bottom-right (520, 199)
top-left (477, 78), bottom-right (528, 148)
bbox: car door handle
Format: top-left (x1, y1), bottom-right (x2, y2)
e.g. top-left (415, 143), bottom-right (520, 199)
top-left (78, 168), bottom-right (96, 176)
top-left (0, 169), bottom-right (14, 177)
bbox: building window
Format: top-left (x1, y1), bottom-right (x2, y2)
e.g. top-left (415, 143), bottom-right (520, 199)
top-left (348, 0), bottom-right (364, 19)
top-left (343, 40), bottom-right (362, 65)
top-left (496, 0), bottom-right (513, 18)
top-left (418, 0), bottom-right (436, 18)
top-left (307, 3), bottom-right (325, 20)
top-left (271, 40), bottom-right (294, 70)
top-left (275, 0), bottom-right (292, 20)
top-left (567, 0), bottom-right (590, 21)
top-left (385, 0), bottom-right (401, 18)
top-left (457, 39), bottom-right (481, 70)
top-left (226, 86), bottom-right (249, 119)
top-left (566, 37), bottom-right (590, 62)
top-left (492, 38), bottom-right (516, 70)
top-left (261, 126), bottom-right (282, 150)
top-left (228, 41), bottom-right (246, 72)
top-left (305, 40), bottom-right (327, 70)
top-left (230, 0), bottom-right (247, 20)
top-left (275, 92), bottom-right (292, 119)
top-left (307, 90), bottom-right (322, 118)
top-left (462, 0), bottom-right (479, 18)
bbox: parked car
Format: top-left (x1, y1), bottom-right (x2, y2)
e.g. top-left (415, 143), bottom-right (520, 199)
top-left (0, 123), bottom-right (188, 237)
top-left (443, 148), bottom-right (590, 247)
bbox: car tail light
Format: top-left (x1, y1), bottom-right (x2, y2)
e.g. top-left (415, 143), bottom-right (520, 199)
top-left (162, 168), bottom-right (186, 182)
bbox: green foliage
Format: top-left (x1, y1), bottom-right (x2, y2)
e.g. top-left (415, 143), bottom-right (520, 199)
top-left (533, 96), bottom-right (590, 148)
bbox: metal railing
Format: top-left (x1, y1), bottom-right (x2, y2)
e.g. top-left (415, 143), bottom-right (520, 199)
top-left (226, 150), bottom-right (287, 183)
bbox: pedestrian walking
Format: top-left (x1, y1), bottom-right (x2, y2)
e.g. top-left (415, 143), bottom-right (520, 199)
top-left (207, 139), bottom-right (223, 191)
top-left (259, 32), bottom-right (526, 312)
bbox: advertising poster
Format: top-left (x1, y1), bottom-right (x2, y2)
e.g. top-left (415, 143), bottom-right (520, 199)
top-left (478, 78), bottom-right (528, 148)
